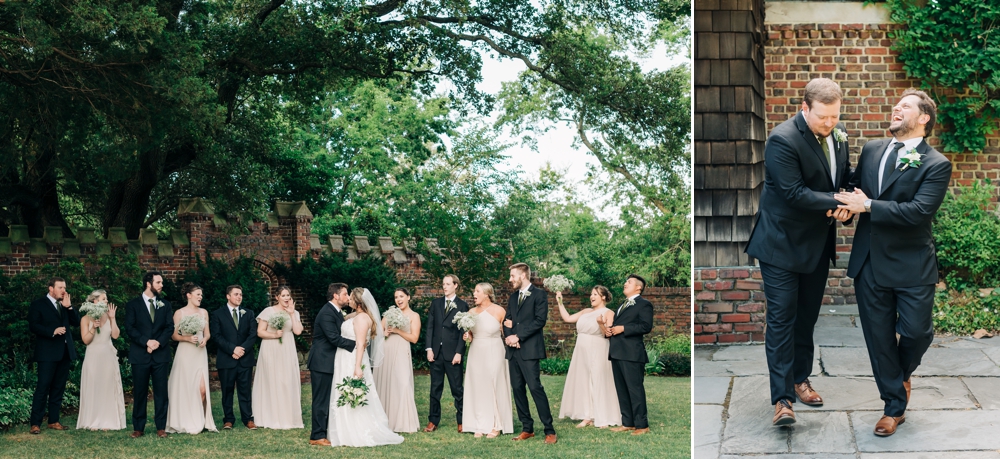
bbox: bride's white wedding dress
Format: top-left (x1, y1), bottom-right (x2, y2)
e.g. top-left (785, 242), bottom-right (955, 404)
top-left (328, 317), bottom-right (404, 447)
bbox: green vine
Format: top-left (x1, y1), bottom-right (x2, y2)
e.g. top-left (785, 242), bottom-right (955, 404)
top-left (882, 0), bottom-right (1000, 153)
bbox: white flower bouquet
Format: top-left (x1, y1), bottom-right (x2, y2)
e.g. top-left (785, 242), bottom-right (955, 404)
top-left (383, 306), bottom-right (409, 332)
top-left (543, 275), bottom-right (575, 293)
top-left (452, 311), bottom-right (478, 342)
top-left (336, 367), bottom-right (370, 408)
top-left (79, 302), bottom-right (108, 334)
top-left (176, 314), bottom-right (205, 336)
top-left (268, 311), bottom-right (290, 343)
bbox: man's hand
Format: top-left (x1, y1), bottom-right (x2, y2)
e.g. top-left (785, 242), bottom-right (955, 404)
top-left (53, 327), bottom-right (67, 336)
top-left (451, 354), bottom-right (462, 365)
top-left (61, 293), bottom-right (72, 308)
top-left (826, 208), bottom-right (854, 222)
top-left (426, 349), bottom-right (435, 363)
top-left (146, 339), bottom-right (159, 351)
top-left (505, 335), bottom-right (520, 347)
top-left (233, 346), bottom-right (245, 358)
top-left (835, 188), bottom-right (869, 213)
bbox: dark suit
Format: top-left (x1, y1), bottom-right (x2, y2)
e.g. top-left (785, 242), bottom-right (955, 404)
top-left (307, 302), bottom-right (356, 440)
top-left (503, 284), bottom-right (555, 435)
top-left (27, 295), bottom-right (80, 426)
top-left (745, 112), bottom-right (853, 405)
top-left (423, 296), bottom-right (468, 426)
top-left (609, 295), bottom-right (654, 429)
top-left (124, 295), bottom-right (174, 432)
top-left (210, 305), bottom-right (257, 425)
top-left (847, 138), bottom-right (951, 417)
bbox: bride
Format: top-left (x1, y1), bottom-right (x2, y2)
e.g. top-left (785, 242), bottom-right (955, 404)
top-left (328, 288), bottom-right (404, 447)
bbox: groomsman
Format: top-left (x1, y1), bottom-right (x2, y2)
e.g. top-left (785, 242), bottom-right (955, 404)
top-left (210, 285), bottom-right (258, 430)
top-left (27, 277), bottom-right (80, 434)
top-left (503, 263), bottom-right (557, 444)
top-left (307, 283), bottom-right (356, 446)
top-left (423, 274), bottom-right (468, 433)
top-left (834, 89), bottom-right (951, 437)
top-left (605, 274), bottom-right (654, 435)
top-left (125, 271), bottom-right (174, 438)
top-left (745, 78), bottom-right (854, 426)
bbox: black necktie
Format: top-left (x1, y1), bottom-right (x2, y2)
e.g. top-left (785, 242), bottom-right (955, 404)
top-left (881, 142), bottom-right (905, 194)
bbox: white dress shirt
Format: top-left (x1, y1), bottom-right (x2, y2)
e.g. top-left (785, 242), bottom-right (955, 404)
top-left (878, 137), bottom-right (924, 193)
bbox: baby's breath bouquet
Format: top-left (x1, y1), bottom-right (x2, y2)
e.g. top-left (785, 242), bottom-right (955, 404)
top-left (543, 275), bottom-right (575, 293)
top-left (452, 311), bottom-right (478, 342)
top-left (176, 314), bottom-right (205, 336)
top-left (79, 302), bottom-right (108, 334)
top-left (383, 306), bottom-right (408, 332)
top-left (268, 311), bottom-right (290, 343)
top-left (336, 366), bottom-right (370, 408)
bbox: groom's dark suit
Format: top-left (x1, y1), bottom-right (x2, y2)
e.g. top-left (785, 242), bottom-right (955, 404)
top-left (745, 112), bottom-right (853, 405)
top-left (424, 295), bottom-right (468, 426)
top-left (28, 295), bottom-right (80, 427)
top-left (503, 284), bottom-right (555, 435)
top-left (124, 294), bottom-right (173, 432)
top-left (307, 301), bottom-right (356, 441)
top-left (609, 295), bottom-right (654, 429)
top-left (210, 304), bottom-right (257, 426)
top-left (846, 137), bottom-right (951, 417)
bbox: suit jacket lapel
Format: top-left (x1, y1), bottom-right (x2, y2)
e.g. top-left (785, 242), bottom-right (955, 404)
top-left (866, 139), bottom-right (887, 196)
top-left (878, 139), bottom-right (925, 198)
top-left (795, 113), bottom-right (833, 185)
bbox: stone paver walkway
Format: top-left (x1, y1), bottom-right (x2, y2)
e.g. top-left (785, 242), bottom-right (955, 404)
top-left (694, 308), bottom-right (1000, 458)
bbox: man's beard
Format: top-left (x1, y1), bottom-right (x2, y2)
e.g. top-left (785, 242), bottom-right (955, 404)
top-left (889, 117), bottom-right (917, 138)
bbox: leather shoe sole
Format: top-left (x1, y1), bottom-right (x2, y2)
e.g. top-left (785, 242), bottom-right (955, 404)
top-left (423, 422), bottom-right (437, 432)
top-left (309, 439), bottom-right (332, 446)
top-left (874, 415), bottom-right (905, 437)
top-left (512, 432), bottom-right (535, 441)
top-left (631, 428), bottom-right (650, 436)
top-left (223, 422), bottom-right (233, 430)
top-left (47, 422), bottom-right (69, 431)
top-left (29, 426), bottom-right (40, 435)
top-left (246, 421), bottom-right (257, 430)
top-left (609, 426), bottom-right (636, 433)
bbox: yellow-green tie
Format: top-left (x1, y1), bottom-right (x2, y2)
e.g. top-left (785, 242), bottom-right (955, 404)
top-left (148, 298), bottom-right (155, 322)
top-left (232, 308), bottom-right (239, 328)
top-left (817, 136), bottom-right (830, 163)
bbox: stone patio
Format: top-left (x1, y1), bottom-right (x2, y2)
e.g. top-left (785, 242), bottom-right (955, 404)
top-left (693, 309), bottom-right (1000, 458)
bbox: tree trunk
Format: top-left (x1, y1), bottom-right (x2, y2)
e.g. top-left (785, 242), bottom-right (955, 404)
top-left (102, 144), bottom-right (197, 239)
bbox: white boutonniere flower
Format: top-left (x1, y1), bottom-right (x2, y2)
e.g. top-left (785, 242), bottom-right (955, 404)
top-left (833, 128), bottom-right (847, 143)
top-left (523, 290), bottom-right (531, 298)
top-left (154, 299), bottom-right (165, 309)
top-left (626, 298), bottom-right (636, 308)
top-left (898, 149), bottom-right (923, 171)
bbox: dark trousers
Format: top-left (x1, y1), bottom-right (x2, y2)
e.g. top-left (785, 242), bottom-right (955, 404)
top-left (131, 361), bottom-right (170, 431)
top-left (219, 366), bottom-right (254, 425)
top-left (760, 258), bottom-right (828, 405)
top-left (855, 258), bottom-right (934, 417)
top-left (611, 359), bottom-right (648, 429)
top-left (427, 355), bottom-right (464, 425)
top-left (30, 356), bottom-right (72, 426)
top-left (310, 370), bottom-right (333, 440)
top-left (508, 356), bottom-right (555, 435)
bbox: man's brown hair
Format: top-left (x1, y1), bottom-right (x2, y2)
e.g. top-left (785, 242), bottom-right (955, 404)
top-left (803, 78), bottom-right (842, 108)
top-left (509, 263), bottom-right (531, 278)
top-left (327, 282), bottom-right (348, 301)
top-left (900, 88), bottom-right (937, 135)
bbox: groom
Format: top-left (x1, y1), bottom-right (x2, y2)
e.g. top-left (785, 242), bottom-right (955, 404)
top-left (308, 283), bottom-right (357, 446)
top-left (503, 263), bottom-right (557, 444)
top-left (125, 271), bottom-right (173, 438)
top-left (834, 89), bottom-right (951, 437)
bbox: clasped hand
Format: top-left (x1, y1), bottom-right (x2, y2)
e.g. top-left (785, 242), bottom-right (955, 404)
top-left (834, 188), bottom-right (869, 214)
top-left (825, 208), bottom-right (854, 222)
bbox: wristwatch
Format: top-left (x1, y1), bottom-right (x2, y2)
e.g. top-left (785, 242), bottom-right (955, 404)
top-left (864, 199), bottom-right (872, 213)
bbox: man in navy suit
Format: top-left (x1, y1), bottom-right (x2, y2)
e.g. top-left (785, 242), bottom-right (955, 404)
top-left (27, 277), bottom-right (80, 434)
top-left (209, 285), bottom-right (258, 430)
top-left (423, 274), bottom-right (468, 433)
top-left (307, 283), bottom-right (356, 446)
top-left (605, 274), bottom-right (654, 435)
top-left (124, 271), bottom-right (174, 438)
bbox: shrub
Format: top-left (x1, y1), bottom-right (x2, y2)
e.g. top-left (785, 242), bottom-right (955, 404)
top-left (934, 290), bottom-right (1000, 335)
top-left (645, 332), bottom-right (691, 376)
top-left (0, 388), bottom-right (32, 431)
top-left (933, 180), bottom-right (1000, 290)
top-left (540, 358), bottom-right (571, 375)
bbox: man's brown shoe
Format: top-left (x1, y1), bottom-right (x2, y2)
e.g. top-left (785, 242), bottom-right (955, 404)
top-left (773, 400), bottom-right (795, 426)
top-left (423, 422), bottom-right (437, 432)
top-left (794, 379), bottom-right (823, 406)
top-left (610, 426), bottom-right (636, 432)
top-left (223, 422), bottom-right (233, 430)
top-left (309, 438), bottom-right (332, 446)
top-left (29, 426), bottom-right (40, 435)
top-left (874, 415), bottom-right (905, 437)
top-left (129, 430), bottom-right (143, 438)
top-left (544, 434), bottom-right (557, 444)
top-left (246, 421), bottom-right (257, 430)
top-left (47, 422), bottom-right (68, 431)
top-left (631, 428), bottom-right (650, 436)
top-left (903, 378), bottom-right (911, 403)
top-left (457, 424), bottom-right (462, 433)
top-left (156, 430), bottom-right (167, 438)
top-left (512, 432), bottom-right (535, 441)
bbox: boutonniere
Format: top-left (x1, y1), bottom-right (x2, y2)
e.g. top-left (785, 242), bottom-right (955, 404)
top-left (154, 299), bottom-right (165, 309)
top-left (341, 309), bottom-right (347, 318)
top-left (899, 149), bottom-right (923, 171)
top-left (523, 290), bottom-right (532, 298)
top-left (833, 128), bottom-right (848, 143)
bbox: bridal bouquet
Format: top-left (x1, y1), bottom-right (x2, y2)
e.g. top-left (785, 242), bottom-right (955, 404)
top-left (452, 311), bottom-right (477, 342)
top-left (268, 311), bottom-right (290, 343)
top-left (543, 275), bottom-right (575, 293)
top-left (383, 306), bottom-right (408, 332)
top-left (79, 301), bottom-right (108, 334)
top-left (176, 314), bottom-right (206, 336)
top-left (336, 367), bottom-right (370, 408)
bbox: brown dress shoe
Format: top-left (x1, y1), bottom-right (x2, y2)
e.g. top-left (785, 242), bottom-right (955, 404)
top-left (544, 434), bottom-right (557, 444)
top-left (456, 424), bottom-right (462, 433)
top-left (631, 428), bottom-right (650, 436)
top-left (903, 378), bottom-right (911, 403)
top-left (223, 422), bottom-right (233, 430)
top-left (874, 415), bottom-right (905, 437)
top-left (47, 422), bottom-right (69, 430)
top-left (156, 430), bottom-right (167, 438)
top-left (423, 422), bottom-right (437, 432)
top-left (245, 421), bottom-right (257, 430)
top-left (511, 432), bottom-right (535, 441)
top-left (610, 426), bottom-right (636, 432)
top-left (129, 430), bottom-right (144, 438)
top-left (309, 438), bottom-right (332, 446)
top-left (794, 379), bottom-right (823, 406)
top-left (773, 400), bottom-right (795, 426)
top-left (29, 426), bottom-right (41, 435)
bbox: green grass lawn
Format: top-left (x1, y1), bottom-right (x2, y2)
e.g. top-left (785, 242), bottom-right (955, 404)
top-left (0, 375), bottom-right (690, 458)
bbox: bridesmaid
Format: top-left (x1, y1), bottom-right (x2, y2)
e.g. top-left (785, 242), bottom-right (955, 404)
top-left (252, 286), bottom-right (305, 429)
top-left (165, 283), bottom-right (217, 434)
top-left (461, 283), bottom-right (513, 438)
top-left (373, 287), bottom-right (421, 433)
top-left (76, 289), bottom-right (127, 430)
top-left (556, 286), bottom-right (621, 428)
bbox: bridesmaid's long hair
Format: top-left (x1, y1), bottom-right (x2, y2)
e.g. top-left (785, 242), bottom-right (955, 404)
top-left (350, 287), bottom-right (378, 341)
